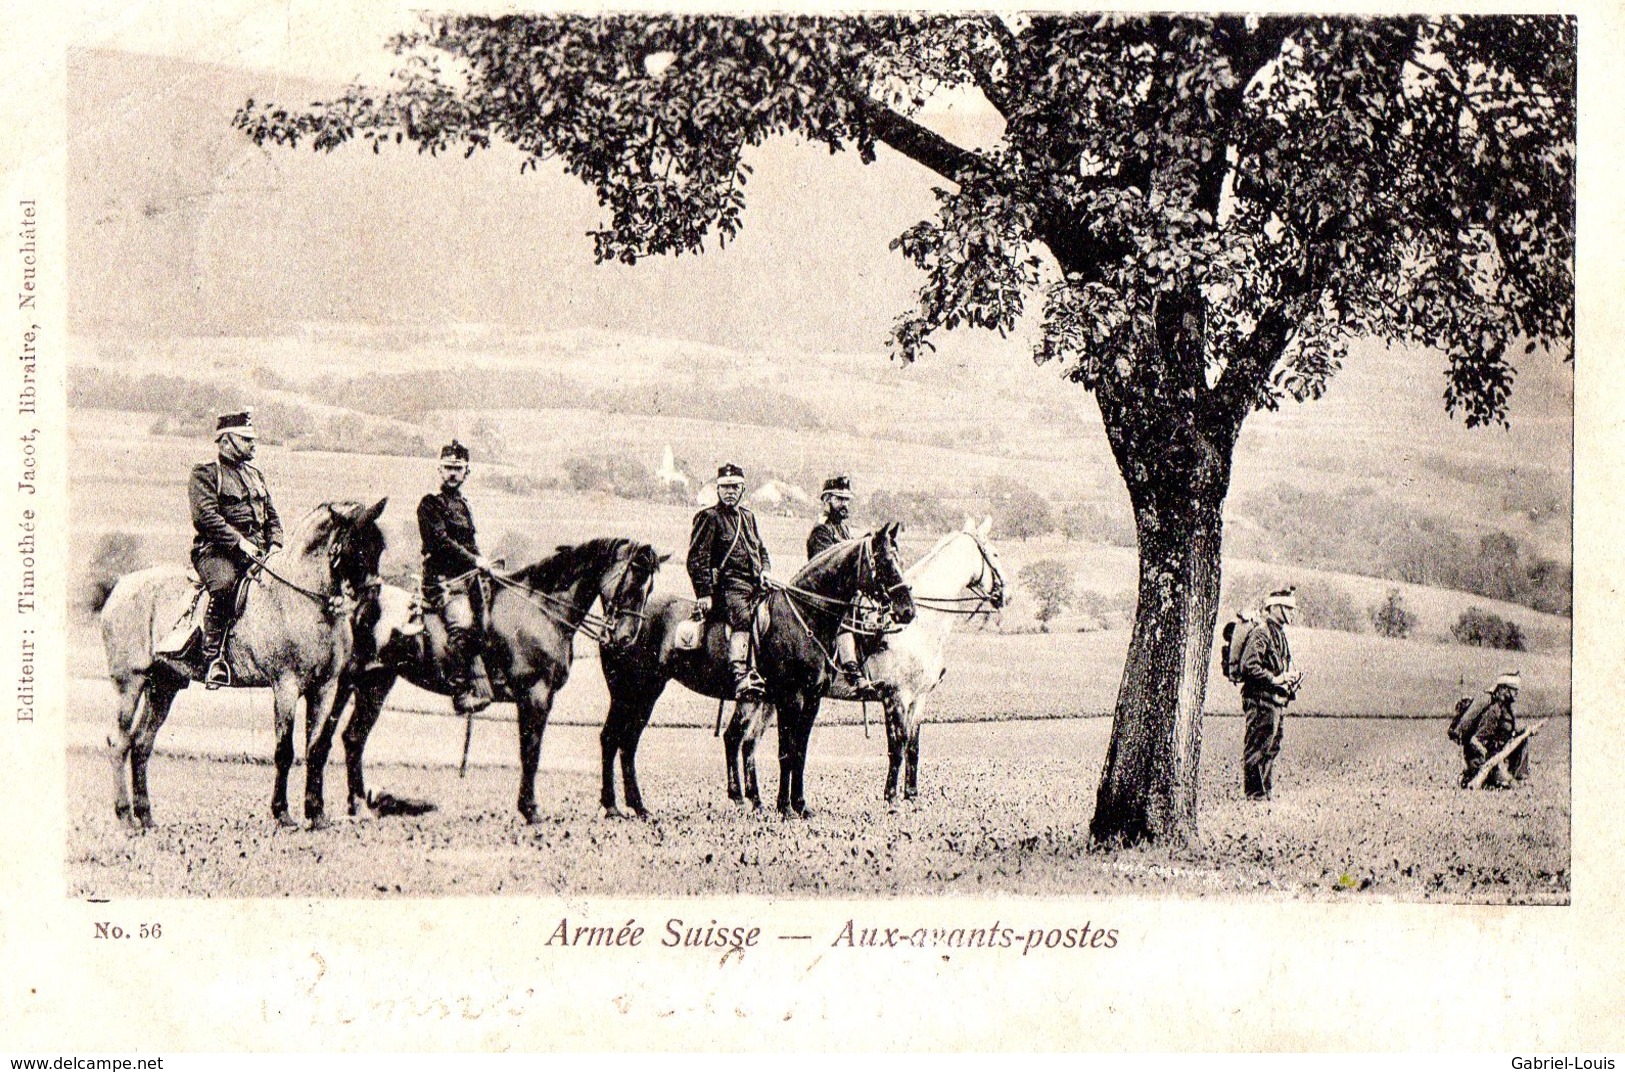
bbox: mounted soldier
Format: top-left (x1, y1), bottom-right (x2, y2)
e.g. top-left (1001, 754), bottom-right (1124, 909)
top-left (688, 463), bottom-right (771, 700)
top-left (418, 440), bottom-right (494, 715)
top-left (806, 474), bottom-right (876, 698)
top-left (189, 409), bottom-right (282, 688)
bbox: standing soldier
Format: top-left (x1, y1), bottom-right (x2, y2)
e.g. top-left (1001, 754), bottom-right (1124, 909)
top-left (806, 474), bottom-right (875, 697)
top-left (688, 463), bottom-right (771, 700)
top-left (1450, 671), bottom-right (1528, 788)
top-left (1238, 587), bottom-right (1303, 800)
top-left (418, 440), bottom-right (493, 715)
top-left (189, 409), bottom-right (282, 688)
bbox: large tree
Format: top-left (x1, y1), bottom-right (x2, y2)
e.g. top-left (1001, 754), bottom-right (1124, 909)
top-left (237, 14), bottom-right (1574, 844)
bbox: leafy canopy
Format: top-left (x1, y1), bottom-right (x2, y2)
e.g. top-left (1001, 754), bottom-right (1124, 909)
top-left (238, 14), bottom-right (1573, 427)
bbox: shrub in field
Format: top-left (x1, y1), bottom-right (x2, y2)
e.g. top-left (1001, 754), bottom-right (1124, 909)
top-left (1059, 500), bottom-right (1136, 548)
top-left (1370, 589), bottom-right (1416, 639)
top-left (84, 532), bottom-right (145, 613)
top-left (867, 488), bottom-right (956, 534)
top-left (565, 454), bottom-right (688, 504)
top-left (1019, 558), bottom-right (1075, 632)
top-left (1451, 607), bottom-right (1527, 651)
top-left (982, 477), bottom-right (1054, 541)
top-left (1075, 587), bottom-right (1137, 631)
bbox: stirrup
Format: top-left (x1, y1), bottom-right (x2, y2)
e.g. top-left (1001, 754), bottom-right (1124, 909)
top-left (204, 655), bottom-right (231, 690)
top-left (735, 673), bottom-right (767, 701)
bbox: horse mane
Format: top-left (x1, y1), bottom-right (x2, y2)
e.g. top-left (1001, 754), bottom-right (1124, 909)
top-left (289, 502), bottom-right (363, 556)
top-left (510, 537), bottom-right (630, 593)
top-left (793, 533), bottom-right (867, 589)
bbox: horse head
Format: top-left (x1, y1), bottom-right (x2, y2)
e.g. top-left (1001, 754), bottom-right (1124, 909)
top-left (961, 515), bottom-right (1006, 610)
top-left (323, 498), bottom-right (389, 595)
top-left (870, 521), bottom-right (916, 626)
top-left (598, 540), bottom-right (669, 650)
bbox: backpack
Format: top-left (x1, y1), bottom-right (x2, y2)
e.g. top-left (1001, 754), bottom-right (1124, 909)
top-left (1220, 611), bottom-right (1258, 684)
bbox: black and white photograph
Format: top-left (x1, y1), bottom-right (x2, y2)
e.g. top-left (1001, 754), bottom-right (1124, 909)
top-left (3, 0), bottom-right (1619, 1054)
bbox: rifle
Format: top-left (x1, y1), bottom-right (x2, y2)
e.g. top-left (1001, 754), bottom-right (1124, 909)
top-left (1467, 720), bottom-right (1546, 789)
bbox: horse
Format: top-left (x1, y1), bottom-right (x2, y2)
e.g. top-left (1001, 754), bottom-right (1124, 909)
top-left (816, 518), bottom-right (1006, 801)
top-left (597, 523), bottom-right (916, 818)
top-left (100, 499), bottom-right (390, 829)
top-left (337, 537), bottom-right (667, 824)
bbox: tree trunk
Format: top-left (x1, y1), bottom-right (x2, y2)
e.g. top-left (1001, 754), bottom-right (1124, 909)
top-left (1088, 333), bottom-right (1242, 846)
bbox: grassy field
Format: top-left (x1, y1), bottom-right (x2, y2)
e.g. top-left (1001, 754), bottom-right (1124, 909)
top-left (66, 716), bottom-right (1569, 902)
top-left (65, 331), bottom-right (1571, 905)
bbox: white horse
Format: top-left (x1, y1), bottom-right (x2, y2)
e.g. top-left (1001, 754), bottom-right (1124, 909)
top-left (733, 517), bottom-right (1007, 802)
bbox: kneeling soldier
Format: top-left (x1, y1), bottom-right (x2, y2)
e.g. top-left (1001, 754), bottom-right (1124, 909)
top-left (688, 463), bottom-right (771, 700)
top-left (189, 409), bottom-right (282, 688)
top-left (807, 474), bottom-right (876, 697)
top-left (1451, 671), bottom-right (1528, 788)
top-left (418, 440), bottom-right (493, 715)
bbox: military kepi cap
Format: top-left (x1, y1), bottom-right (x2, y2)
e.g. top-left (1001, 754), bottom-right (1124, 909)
top-left (214, 410), bottom-right (257, 440)
top-left (821, 474), bottom-right (853, 498)
top-left (1495, 671), bottom-right (1522, 690)
top-left (1262, 586), bottom-right (1297, 610)
top-left (716, 463), bottom-right (746, 487)
top-left (439, 440), bottom-right (471, 464)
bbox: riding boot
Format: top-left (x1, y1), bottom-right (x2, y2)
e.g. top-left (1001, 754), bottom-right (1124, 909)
top-left (446, 627), bottom-right (492, 715)
top-left (842, 661), bottom-right (879, 701)
top-left (835, 632), bottom-right (876, 698)
top-left (201, 600), bottom-right (233, 689)
top-left (728, 629), bottom-right (765, 700)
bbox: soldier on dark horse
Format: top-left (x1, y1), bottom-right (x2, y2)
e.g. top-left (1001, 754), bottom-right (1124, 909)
top-left (806, 473), bottom-right (877, 698)
top-left (417, 440), bottom-right (495, 715)
top-left (189, 409), bottom-right (282, 687)
top-left (688, 463), bottom-right (771, 701)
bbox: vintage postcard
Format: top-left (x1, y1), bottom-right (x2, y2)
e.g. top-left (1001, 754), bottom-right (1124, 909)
top-left (1, 0), bottom-right (1620, 1052)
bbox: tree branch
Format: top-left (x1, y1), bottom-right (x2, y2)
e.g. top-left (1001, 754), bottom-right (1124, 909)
top-left (1197, 17), bottom-right (1300, 217)
top-left (851, 94), bottom-right (988, 185)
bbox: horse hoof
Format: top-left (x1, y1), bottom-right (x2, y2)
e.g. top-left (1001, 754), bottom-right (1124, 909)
top-left (520, 810), bottom-right (542, 826)
top-left (603, 807), bottom-right (629, 820)
top-left (632, 807), bottom-right (650, 821)
top-left (274, 812), bottom-right (299, 829)
top-left (114, 803), bottom-right (132, 822)
top-left (307, 815), bottom-right (331, 832)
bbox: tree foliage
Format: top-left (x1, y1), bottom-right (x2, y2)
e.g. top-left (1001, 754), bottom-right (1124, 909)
top-left (236, 14), bottom-right (1572, 845)
top-left (1451, 606), bottom-right (1526, 651)
top-left (238, 14), bottom-right (1573, 428)
top-left (1019, 558), bottom-right (1076, 630)
top-left (1370, 588), bottom-right (1416, 639)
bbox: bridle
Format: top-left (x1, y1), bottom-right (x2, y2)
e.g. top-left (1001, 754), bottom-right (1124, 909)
top-left (911, 531), bottom-right (1006, 619)
top-left (247, 513), bottom-right (381, 619)
top-left (479, 542), bottom-right (655, 647)
top-left (772, 529), bottom-right (913, 638)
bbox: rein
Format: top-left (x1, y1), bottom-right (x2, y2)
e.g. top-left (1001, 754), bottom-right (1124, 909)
top-left (477, 560), bottom-right (645, 646)
top-left (248, 550), bottom-right (352, 616)
top-left (909, 533), bottom-right (1003, 619)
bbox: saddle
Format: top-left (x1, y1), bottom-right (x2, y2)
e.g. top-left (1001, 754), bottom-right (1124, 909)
top-left (153, 573), bottom-right (252, 663)
top-left (418, 577), bottom-right (502, 701)
top-left (671, 593), bottom-right (774, 653)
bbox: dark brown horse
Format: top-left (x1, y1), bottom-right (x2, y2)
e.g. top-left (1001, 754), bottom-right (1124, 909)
top-left (598, 524), bottom-right (915, 818)
top-left (339, 537), bottom-right (666, 823)
top-left (100, 499), bottom-right (390, 829)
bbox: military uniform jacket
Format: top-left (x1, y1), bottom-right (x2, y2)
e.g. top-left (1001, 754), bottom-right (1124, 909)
top-left (806, 517), bottom-right (851, 560)
top-left (418, 488), bottom-right (481, 581)
top-left (1238, 618), bottom-right (1293, 704)
top-left (190, 459), bottom-right (282, 557)
top-left (687, 504), bottom-right (770, 599)
top-left (1460, 694), bottom-right (1517, 753)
